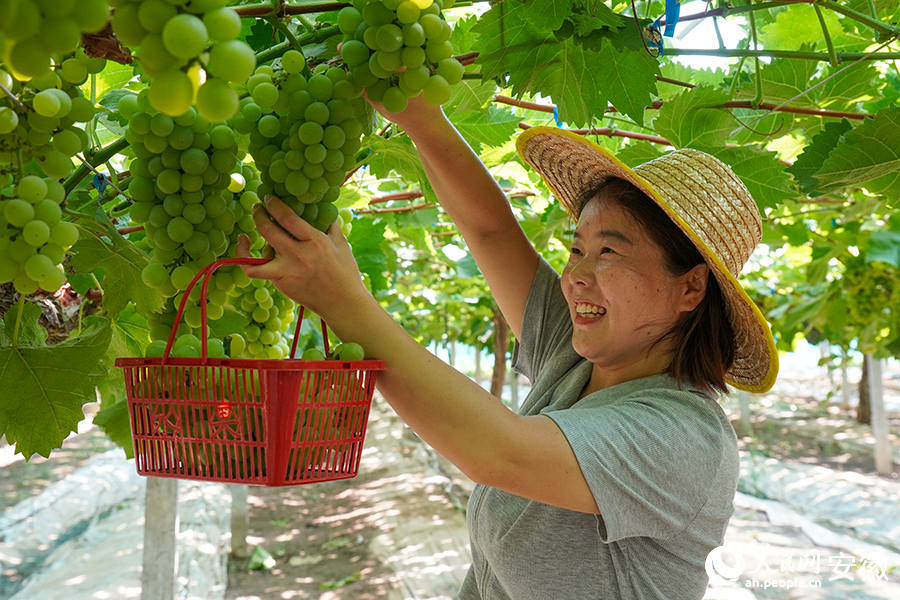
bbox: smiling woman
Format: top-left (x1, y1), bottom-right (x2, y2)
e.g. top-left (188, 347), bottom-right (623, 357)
top-left (237, 98), bottom-right (780, 600)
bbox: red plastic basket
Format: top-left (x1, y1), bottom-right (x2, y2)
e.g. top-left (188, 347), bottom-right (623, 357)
top-left (114, 258), bottom-right (386, 486)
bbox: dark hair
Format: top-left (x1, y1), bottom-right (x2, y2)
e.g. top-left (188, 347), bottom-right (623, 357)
top-left (580, 178), bottom-right (735, 394)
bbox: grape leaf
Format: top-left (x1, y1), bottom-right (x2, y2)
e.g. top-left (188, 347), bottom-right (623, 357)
top-left (520, 0), bottom-right (571, 32)
top-left (94, 60), bottom-right (137, 100)
top-left (813, 63), bottom-right (883, 111)
top-left (68, 231), bottom-right (165, 318)
top-left (104, 306), bottom-right (150, 384)
top-left (595, 37), bottom-right (660, 127)
top-left (814, 105), bottom-right (900, 192)
top-left (787, 119), bottom-right (853, 195)
top-left (865, 229), bottom-right (900, 267)
top-left (652, 84), bottom-right (733, 150)
top-left (657, 60), bottom-right (727, 99)
top-left (0, 317), bottom-right (112, 458)
top-left (443, 73), bottom-right (497, 115)
top-left (569, 1), bottom-right (624, 36)
top-left (364, 135), bottom-right (436, 204)
top-left (450, 106), bottom-right (521, 153)
top-left (713, 146), bottom-right (797, 212)
top-left (758, 4), bottom-right (842, 50)
top-left (615, 142), bottom-right (665, 169)
top-left (455, 253), bottom-right (482, 279)
top-left (738, 58), bottom-right (818, 106)
top-left (471, 1), bottom-right (609, 127)
top-left (1, 301), bottom-right (47, 348)
top-left (348, 217), bottom-right (389, 293)
top-left (92, 395), bottom-right (134, 459)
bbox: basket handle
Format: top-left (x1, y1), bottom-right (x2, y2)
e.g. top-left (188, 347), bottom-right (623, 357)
top-left (161, 257), bottom-right (329, 364)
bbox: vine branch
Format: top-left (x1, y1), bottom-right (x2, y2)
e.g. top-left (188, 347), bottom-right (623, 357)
top-left (517, 122), bottom-right (672, 146)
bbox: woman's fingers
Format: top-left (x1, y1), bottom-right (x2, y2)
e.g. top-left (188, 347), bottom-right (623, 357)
top-left (262, 195), bottom-right (321, 242)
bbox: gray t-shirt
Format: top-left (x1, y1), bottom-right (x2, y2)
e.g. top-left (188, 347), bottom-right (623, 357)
top-left (458, 258), bottom-right (739, 600)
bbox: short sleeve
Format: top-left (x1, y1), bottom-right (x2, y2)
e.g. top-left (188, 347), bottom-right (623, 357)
top-left (545, 390), bottom-right (727, 543)
top-left (511, 257), bottom-right (574, 383)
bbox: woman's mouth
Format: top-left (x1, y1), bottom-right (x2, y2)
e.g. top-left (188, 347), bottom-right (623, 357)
top-left (575, 303), bottom-right (607, 318)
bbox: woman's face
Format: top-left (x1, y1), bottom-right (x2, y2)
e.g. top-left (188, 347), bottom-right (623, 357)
top-left (561, 193), bottom-right (704, 386)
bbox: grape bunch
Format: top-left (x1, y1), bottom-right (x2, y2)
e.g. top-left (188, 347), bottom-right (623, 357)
top-left (226, 278), bottom-right (296, 360)
top-left (0, 175), bottom-right (78, 294)
top-left (0, 0), bottom-right (109, 80)
top-left (238, 60), bottom-right (364, 233)
top-left (110, 0), bottom-right (254, 120)
top-left (0, 57), bottom-right (103, 178)
top-left (337, 0), bottom-right (462, 113)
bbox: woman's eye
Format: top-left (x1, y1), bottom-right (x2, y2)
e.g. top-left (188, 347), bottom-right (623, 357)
top-left (600, 246), bottom-right (613, 255)
top-left (570, 247), bottom-right (583, 256)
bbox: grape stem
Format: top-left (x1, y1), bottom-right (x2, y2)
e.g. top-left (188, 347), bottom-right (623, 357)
top-left (234, 1), bottom-right (351, 18)
top-left (11, 293), bottom-right (25, 350)
top-left (64, 137), bottom-right (130, 196)
top-left (265, 14), bottom-right (306, 55)
top-left (89, 273), bottom-right (105, 298)
top-left (517, 121), bottom-right (672, 146)
top-left (117, 225), bottom-right (145, 235)
top-left (0, 82), bottom-right (27, 112)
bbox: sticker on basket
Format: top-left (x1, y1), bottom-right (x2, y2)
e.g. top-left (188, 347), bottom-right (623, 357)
top-left (216, 403), bottom-right (232, 419)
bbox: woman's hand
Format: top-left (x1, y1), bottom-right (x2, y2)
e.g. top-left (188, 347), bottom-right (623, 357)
top-left (365, 92), bottom-right (446, 139)
top-left (235, 196), bottom-right (370, 322)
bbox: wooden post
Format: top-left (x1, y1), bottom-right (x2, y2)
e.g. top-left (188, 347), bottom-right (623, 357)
top-left (865, 354), bottom-right (893, 476)
top-left (474, 347), bottom-right (482, 387)
top-left (739, 391), bottom-right (752, 436)
top-left (449, 339), bottom-right (456, 368)
top-left (142, 477), bottom-right (179, 600)
top-left (231, 485), bottom-right (250, 558)
top-left (840, 348), bottom-right (851, 411)
top-left (509, 371), bottom-right (518, 409)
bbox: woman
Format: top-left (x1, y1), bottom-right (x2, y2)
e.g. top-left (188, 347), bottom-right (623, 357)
top-left (236, 98), bottom-right (778, 599)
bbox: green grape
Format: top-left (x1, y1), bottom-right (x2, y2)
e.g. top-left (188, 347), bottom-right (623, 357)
top-left (423, 74), bottom-right (450, 105)
top-left (337, 342), bottom-right (365, 361)
top-left (337, 6), bottom-right (363, 34)
top-left (145, 340), bottom-right (167, 357)
top-left (22, 220), bottom-right (51, 247)
top-left (149, 70), bottom-right (194, 117)
top-left (60, 59), bottom-right (88, 84)
top-left (197, 78), bottom-right (239, 122)
top-left (281, 49), bottom-right (305, 74)
top-left (251, 82), bottom-right (279, 108)
top-left (139, 0), bottom-right (177, 34)
top-left (181, 148), bottom-right (210, 175)
top-left (14, 271), bottom-right (40, 295)
top-left (206, 40), bottom-right (257, 83)
top-left (0, 107), bottom-right (19, 134)
top-left (167, 217), bottom-right (194, 243)
top-left (436, 58), bottom-right (464, 85)
top-left (163, 13), bottom-right (208, 60)
top-left (375, 24), bottom-right (404, 53)
top-left (33, 90), bottom-right (61, 118)
top-left (402, 22), bottom-right (426, 47)
top-left (9, 38), bottom-right (51, 78)
top-left (17, 176), bottom-right (48, 203)
top-left (426, 39), bottom-right (453, 62)
top-left (401, 46), bottom-right (426, 69)
top-left (24, 253), bottom-right (53, 281)
top-left (203, 7), bottom-right (241, 42)
top-left (5, 200), bottom-right (35, 227)
top-left (301, 347), bottom-right (325, 361)
top-left (306, 74), bottom-right (334, 102)
top-left (33, 199), bottom-right (61, 226)
top-left (38, 267), bottom-right (66, 293)
top-left (142, 261), bottom-right (170, 288)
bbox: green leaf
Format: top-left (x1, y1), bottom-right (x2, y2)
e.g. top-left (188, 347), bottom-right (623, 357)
top-left (739, 57), bottom-right (818, 106)
top-left (363, 135), bottom-right (436, 204)
top-left (96, 89), bottom-right (134, 136)
top-left (443, 74), bottom-right (497, 116)
top-left (713, 146), bottom-right (797, 211)
top-left (865, 229), bottom-right (900, 267)
top-left (94, 60), bottom-right (136, 100)
top-left (1, 301), bottom-right (48, 347)
top-left (652, 84), bottom-right (733, 150)
top-left (615, 142), bottom-right (665, 169)
top-left (105, 306), bottom-right (150, 384)
top-left (207, 305), bottom-right (251, 341)
top-left (347, 217), bottom-right (389, 293)
top-left (68, 231), bottom-right (165, 317)
top-left (813, 63), bottom-right (882, 111)
top-left (569, 1), bottom-right (623, 36)
top-left (787, 119), bottom-right (853, 195)
top-left (521, 0), bottom-right (571, 32)
top-left (455, 253), bottom-right (482, 279)
top-left (657, 60), bottom-right (727, 99)
top-left (450, 106), bottom-right (520, 153)
top-left (814, 105), bottom-right (900, 193)
top-left (92, 388), bottom-right (134, 459)
top-left (472, 1), bottom-right (609, 127)
top-left (595, 35), bottom-right (660, 127)
top-left (247, 545), bottom-right (276, 571)
top-left (758, 4), bottom-right (842, 51)
top-left (0, 317), bottom-right (112, 458)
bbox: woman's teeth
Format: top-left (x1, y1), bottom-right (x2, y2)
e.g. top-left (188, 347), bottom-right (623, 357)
top-left (575, 304), bottom-right (606, 317)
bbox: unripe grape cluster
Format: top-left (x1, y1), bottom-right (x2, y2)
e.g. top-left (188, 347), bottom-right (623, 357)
top-left (338, 0), bottom-right (462, 113)
top-left (0, 175), bottom-right (78, 294)
top-left (227, 278), bottom-right (296, 360)
top-left (0, 0), bottom-right (110, 80)
top-left (237, 60), bottom-right (364, 233)
top-left (0, 56), bottom-right (103, 179)
top-left (110, 0), bottom-right (254, 120)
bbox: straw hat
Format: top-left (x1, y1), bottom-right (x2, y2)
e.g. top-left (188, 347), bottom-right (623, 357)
top-left (516, 126), bottom-right (778, 393)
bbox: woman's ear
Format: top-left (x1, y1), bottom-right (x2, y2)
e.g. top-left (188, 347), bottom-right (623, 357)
top-left (680, 263), bottom-right (709, 312)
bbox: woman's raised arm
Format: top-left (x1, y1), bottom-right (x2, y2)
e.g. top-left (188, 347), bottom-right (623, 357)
top-left (377, 97), bottom-right (539, 339)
